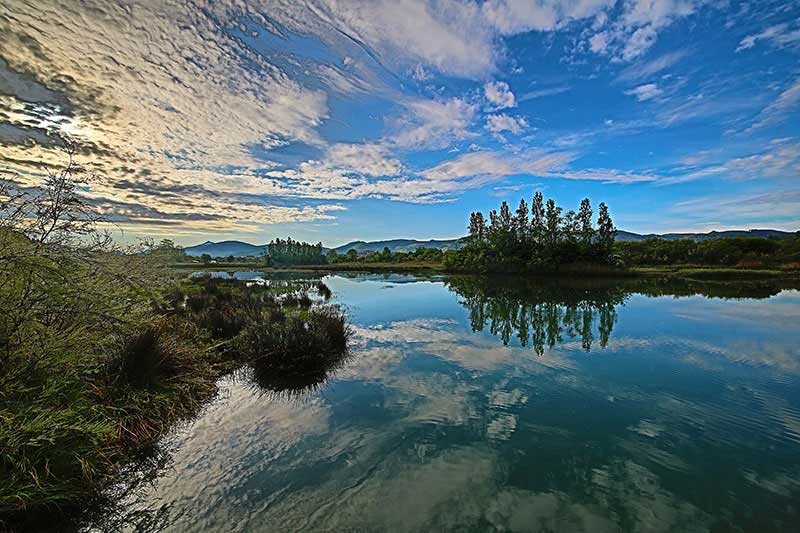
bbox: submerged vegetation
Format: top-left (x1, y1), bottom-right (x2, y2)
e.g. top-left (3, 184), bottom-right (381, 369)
top-left (0, 156), bottom-right (351, 529)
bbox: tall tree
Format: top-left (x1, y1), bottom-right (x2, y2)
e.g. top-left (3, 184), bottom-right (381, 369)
top-left (578, 198), bottom-right (593, 246)
top-left (544, 198), bottom-right (563, 247)
top-left (487, 209), bottom-right (500, 245)
top-left (468, 211), bottom-right (486, 242)
top-left (562, 210), bottom-right (579, 244)
top-left (514, 198), bottom-right (529, 244)
top-left (597, 202), bottom-right (616, 255)
top-left (499, 201), bottom-right (512, 232)
top-left (530, 191), bottom-right (545, 245)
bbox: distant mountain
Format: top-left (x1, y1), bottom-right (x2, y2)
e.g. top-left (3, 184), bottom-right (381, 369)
top-left (184, 230), bottom-right (795, 257)
top-left (333, 238), bottom-right (465, 254)
top-left (183, 240), bottom-right (267, 257)
top-left (616, 229), bottom-right (795, 242)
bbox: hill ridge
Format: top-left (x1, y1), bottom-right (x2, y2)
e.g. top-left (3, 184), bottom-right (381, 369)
top-left (183, 229), bottom-right (796, 257)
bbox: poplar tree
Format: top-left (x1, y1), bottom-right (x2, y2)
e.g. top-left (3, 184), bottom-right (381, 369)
top-left (515, 198), bottom-right (529, 244)
top-left (530, 191), bottom-right (545, 245)
top-left (578, 198), bottom-right (593, 245)
top-left (597, 202), bottom-right (616, 255)
top-left (544, 199), bottom-right (563, 247)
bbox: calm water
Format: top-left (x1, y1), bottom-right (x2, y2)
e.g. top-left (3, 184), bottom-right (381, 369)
top-left (101, 274), bottom-right (800, 532)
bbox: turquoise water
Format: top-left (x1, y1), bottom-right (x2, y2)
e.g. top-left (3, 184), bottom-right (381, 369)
top-left (106, 274), bottom-right (800, 532)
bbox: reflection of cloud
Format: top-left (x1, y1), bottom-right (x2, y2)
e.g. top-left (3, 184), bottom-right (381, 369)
top-left (355, 318), bottom-right (575, 372)
top-left (629, 419), bottom-right (664, 438)
top-left (590, 461), bottom-right (708, 531)
top-left (338, 345), bottom-right (405, 381)
top-left (486, 413), bottom-right (517, 441)
top-left (117, 375), bottom-right (334, 527)
top-left (743, 469), bottom-right (800, 498)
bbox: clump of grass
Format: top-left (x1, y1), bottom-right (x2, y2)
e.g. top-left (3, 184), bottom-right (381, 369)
top-left (282, 292), bottom-right (313, 308)
top-left (316, 281), bottom-right (332, 300)
top-left (240, 306), bottom-right (353, 395)
top-left (108, 319), bottom-right (208, 390)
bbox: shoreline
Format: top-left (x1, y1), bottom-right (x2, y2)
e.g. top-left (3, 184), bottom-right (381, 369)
top-left (5, 268), bottom-right (798, 530)
top-left (174, 262), bottom-right (800, 281)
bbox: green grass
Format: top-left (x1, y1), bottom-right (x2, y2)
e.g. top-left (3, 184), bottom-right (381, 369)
top-left (629, 265), bottom-right (796, 280)
top-left (172, 260), bottom-right (446, 272)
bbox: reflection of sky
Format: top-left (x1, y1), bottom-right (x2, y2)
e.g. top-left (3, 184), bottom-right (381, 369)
top-left (113, 276), bottom-right (800, 532)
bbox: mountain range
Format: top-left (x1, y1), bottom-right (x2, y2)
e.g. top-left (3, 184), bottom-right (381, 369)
top-left (183, 229), bottom-right (795, 257)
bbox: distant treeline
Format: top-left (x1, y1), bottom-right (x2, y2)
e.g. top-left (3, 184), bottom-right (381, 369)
top-left (264, 238), bottom-right (326, 266)
top-left (616, 234), bottom-right (800, 268)
top-left (326, 245), bottom-right (444, 264)
top-left (444, 192), bottom-right (617, 272)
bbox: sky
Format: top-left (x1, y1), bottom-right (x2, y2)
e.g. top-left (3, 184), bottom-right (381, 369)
top-left (1, 0), bottom-right (799, 247)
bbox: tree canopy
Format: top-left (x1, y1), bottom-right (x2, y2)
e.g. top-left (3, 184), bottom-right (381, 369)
top-left (444, 192), bottom-right (617, 272)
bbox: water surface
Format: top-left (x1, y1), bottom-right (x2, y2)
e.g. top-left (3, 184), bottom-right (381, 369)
top-left (104, 274), bottom-right (800, 532)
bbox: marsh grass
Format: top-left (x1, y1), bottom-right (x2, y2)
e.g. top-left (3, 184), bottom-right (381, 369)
top-left (0, 272), bottom-right (352, 530)
top-left (241, 306), bottom-right (353, 396)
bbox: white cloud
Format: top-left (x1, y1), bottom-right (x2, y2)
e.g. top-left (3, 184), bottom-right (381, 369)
top-left (736, 23), bottom-right (800, 52)
top-left (746, 78), bottom-right (800, 131)
top-left (625, 83), bottom-right (663, 101)
top-left (590, 32), bottom-right (609, 53)
top-left (616, 49), bottom-right (688, 82)
top-left (518, 85), bottom-right (570, 102)
top-left (0, 1), bottom-right (336, 231)
top-left (587, 0), bottom-right (706, 61)
top-left (671, 189), bottom-right (800, 230)
top-left (622, 25), bottom-right (659, 60)
top-left (484, 81), bottom-right (516, 110)
top-left (482, 0), bottom-right (615, 35)
top-left (388, 96), bottom-right (477, 150)
top-left (658, 140), bottom-right (800, 185)
top-left (421, 149), bottom-right (658, 184)
top-left (422, 150), bottom-right (574, 182)
top-left (485, 114), bottom-right (528, 135)
top-left (411, 64), bottom-right (432, 81)
top-left (325, 143), bottom-right (403, 176)
top-left (725, 140), bottom-right (800, 180)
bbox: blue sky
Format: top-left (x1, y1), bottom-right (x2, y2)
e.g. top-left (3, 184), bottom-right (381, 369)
top-left (1, 0), bottom-right (799, 246)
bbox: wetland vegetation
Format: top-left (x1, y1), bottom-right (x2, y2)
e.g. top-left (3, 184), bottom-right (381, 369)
top-left (0, 163), bottom-right (796, 531)
top-left (0, 167), bottom-right (351, 530)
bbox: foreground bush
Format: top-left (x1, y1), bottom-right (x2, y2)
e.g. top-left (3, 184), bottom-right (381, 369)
top-left (239, 306), bottom-right (352, 395)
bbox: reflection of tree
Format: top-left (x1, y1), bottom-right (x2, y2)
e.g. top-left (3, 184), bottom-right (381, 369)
top-left (446, 274), bottom-right (797, 355)
top-left (446, 276), bottom-right (627, 355)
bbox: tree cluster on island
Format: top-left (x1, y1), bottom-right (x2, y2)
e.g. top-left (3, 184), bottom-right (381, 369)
top-left (444, 192), bottom-right (617, 272)
top-left (262, 237), bottom-right (326, 266)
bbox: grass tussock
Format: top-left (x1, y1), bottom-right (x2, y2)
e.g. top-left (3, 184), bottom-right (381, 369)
top-left (241, 306), bottom-right (353, 395)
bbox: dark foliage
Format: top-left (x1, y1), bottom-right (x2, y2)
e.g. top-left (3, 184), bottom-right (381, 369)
top-left (265, 237), bottom-right (326, 265)
top-left (446, 276), bottom-right (625, 355)
top-left (615, 234), bottom-right (800, 268)
top-left (240, 306), bottom-right (353, 396)
top-left (444, 192), bottom-right (617, 272)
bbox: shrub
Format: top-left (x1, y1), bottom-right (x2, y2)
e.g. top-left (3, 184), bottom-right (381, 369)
top-left (108, 319), bottom-right (206, 389)
top-left (240, 306), bottom-right (352, 395)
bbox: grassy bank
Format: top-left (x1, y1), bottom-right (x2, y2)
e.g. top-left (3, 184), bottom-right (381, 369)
top-left (629, 265), bottom-right (799, 280)
top-left (178, 260), bottom-right (799, 281)
top-left (175, 260), bottom-right (445, 273)
top-left (0, 254), bottom-right (350, 530)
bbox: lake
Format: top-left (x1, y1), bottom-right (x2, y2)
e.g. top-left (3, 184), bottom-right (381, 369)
top-left (99, 273), bottom-right (800, 532)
